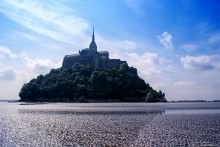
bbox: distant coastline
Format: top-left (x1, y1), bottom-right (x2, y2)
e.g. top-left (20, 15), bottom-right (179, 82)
top-left (1, 99), bottom-right (219, 103)
top-left (170, 100), bottom-right (220, 102)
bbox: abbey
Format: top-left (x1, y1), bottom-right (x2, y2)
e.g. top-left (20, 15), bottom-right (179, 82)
top-left (62, 29), bottom-right (126, 68)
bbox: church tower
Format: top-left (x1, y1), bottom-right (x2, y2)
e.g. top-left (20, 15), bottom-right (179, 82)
top-left (89, 27), bottom-right (97, 52)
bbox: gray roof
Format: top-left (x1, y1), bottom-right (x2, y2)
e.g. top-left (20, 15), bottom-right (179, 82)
top-left (99, 51), bottom-right (109, 54)
top-left (81, 48), bottom-right (89, 51)
top-left (65, 54), bottom-right (80, 57)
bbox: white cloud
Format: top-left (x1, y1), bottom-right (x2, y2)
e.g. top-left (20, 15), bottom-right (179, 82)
top-left (0, 46), bottom-right (17, 59)
top-left (122, 52), bottom-right (161, 77)
top-left (157, 32), bottom-right (174, 49)
top-left (181, 55), bottom-right (220, 70)
top-left (20, 52), bottom-right (59, 74)
top-left (0, 70), bottom-right (35, 100)
top-left (15, 32), bottom-right (39, 42)
top-left (97, 38), bottom-right (137, 53)
top-left (0, 46), bottom-right (60, 99)
top-left (153, 82), bottom-right (167, 90)
top-left (95, 35), bottom-right (139, 57)
top-left (181, 44), bottom-right (199, 51)
top-left (174, 81), bottom-right (194, 86)
top-left (0, 0), bottom-right (89, 45)
top-left (1, 46), bottom-right (59, 76)
top-left (0, 68), bottom-right (16, 80)
top-left (120, 40), bottom-right (137, 51)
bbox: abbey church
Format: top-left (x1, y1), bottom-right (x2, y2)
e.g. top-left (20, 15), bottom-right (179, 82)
top-left (62, 29), bottom-right (126, 68)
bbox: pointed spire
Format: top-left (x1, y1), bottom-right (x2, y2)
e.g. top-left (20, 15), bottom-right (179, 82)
top-left (92, 25), bottom-right (95, 42)
top-left (89, 25), bottom-right (97, 52)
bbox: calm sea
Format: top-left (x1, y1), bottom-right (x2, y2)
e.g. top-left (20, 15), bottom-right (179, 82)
top-left (0, 102), bottom-right (220, 146)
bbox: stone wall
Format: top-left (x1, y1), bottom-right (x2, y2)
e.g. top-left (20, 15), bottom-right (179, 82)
top-left (62, 54), bottom-right (125, 69)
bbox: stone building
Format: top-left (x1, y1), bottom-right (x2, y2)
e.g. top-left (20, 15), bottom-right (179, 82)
top-left (62, 29), bottom-right (126, 68)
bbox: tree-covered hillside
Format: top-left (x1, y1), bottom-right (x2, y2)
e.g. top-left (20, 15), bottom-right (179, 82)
top-left (19, 63), bottom-right (166, 102)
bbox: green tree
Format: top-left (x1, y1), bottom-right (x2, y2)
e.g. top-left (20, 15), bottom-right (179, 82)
top-left (19, 63), bottom-right (167, 102)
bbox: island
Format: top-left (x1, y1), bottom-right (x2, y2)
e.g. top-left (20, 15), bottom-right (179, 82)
top-left (19, 29), bottom-right (167, 103)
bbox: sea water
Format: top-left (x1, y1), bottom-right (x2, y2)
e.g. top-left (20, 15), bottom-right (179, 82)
top-left (0, 102), bottom-right (220, 146)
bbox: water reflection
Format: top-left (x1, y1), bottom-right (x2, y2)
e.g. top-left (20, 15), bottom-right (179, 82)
top-left (18, 108), bottom-right (166, 115)
top-left (1, 102), bottom-right (220, 146)
top-left (3, 106), bottom-right (164, 146)
top-left (165, 109), bottom-right (220, 114)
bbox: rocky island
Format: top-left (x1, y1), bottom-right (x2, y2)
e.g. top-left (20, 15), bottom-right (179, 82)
top-left (19, 29), bottom-right (166, 103)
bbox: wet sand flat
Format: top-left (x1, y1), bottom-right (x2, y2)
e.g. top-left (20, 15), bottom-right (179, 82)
top-left (0, 102), bottom-right (220, 146)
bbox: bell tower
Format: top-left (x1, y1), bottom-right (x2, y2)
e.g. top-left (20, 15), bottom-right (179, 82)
top-left (89, 26), bottom-right (97, 52)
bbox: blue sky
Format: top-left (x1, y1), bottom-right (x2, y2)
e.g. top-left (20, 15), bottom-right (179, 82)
top-left (0, 0), bottom-right (220, 101)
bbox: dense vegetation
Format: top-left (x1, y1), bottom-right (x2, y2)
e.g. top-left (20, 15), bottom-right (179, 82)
top-left (19, 63), bottom-right (166, 102)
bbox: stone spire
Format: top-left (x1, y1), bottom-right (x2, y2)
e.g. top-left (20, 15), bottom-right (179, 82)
top-left (92, 26), bottom-right (95, 42)
top-left (89, 26), bottom-right (97, 52)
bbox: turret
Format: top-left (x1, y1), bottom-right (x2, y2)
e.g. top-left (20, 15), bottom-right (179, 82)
top-left (89, 27), bottom-right (97, 52)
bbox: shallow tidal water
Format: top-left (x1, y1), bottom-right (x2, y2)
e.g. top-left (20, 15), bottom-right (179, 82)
top-left (0, 102), bottom-right (220, 146)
